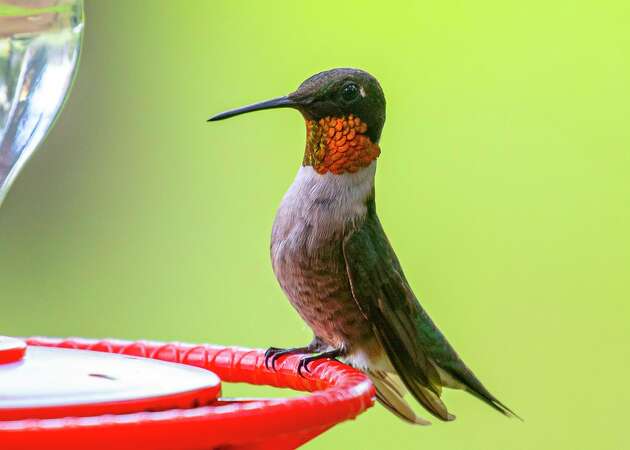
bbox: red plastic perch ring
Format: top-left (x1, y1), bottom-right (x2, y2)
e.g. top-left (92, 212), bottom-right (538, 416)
top-left (0, 337), bottom-right (375, 450)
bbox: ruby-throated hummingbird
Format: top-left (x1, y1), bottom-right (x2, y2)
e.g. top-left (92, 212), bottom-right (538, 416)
top-left (209, 68), bottom-right (517, 424)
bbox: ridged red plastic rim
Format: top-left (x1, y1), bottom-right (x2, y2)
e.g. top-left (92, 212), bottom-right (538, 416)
top-left (0, 337), bottom-right (375, 450)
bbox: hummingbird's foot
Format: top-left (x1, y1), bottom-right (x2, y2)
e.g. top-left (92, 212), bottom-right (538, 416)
top-left (264, 337), bottom-right (327, 371)
top-left (264, 346), bottom-right (311, 371)
top-left (297, 349), bottom-right (344, 378)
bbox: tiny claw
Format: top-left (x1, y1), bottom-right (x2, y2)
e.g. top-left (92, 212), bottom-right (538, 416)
top-left (296, 349), bottom-right (344, 378)
top-left (264, 347), bottom-right (281, 370)
top-left (270, 352), bottom-right (284, 371)
top-left (264, 345), bottom-right (312, 372)
top-left (297, 358), bottom-right (311, 378)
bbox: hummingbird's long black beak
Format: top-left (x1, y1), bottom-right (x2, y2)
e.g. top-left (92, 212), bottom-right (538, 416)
top-left (208, 95), bottom-right (296, 122)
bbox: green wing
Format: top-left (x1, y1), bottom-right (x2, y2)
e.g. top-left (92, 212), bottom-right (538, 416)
top-left (342, 205), bottom-right (454, 420)
top-left (343, 202), bottom-right (516, 420)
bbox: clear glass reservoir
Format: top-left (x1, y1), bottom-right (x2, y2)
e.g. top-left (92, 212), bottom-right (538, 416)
top-left (0, 0), bottom-right (83, 207)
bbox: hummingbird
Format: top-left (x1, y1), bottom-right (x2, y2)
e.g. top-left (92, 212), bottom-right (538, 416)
top-left (209, 68), bottom-right (517, 424)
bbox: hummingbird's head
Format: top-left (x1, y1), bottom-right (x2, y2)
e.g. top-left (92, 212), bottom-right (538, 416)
top-left (209, 68), bottom-right (385, 175)
top-left (287, 68), bottom-right (386, 143)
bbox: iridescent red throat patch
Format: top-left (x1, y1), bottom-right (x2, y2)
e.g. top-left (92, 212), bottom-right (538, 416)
top-left (303, 115), bottom-right (380, 175)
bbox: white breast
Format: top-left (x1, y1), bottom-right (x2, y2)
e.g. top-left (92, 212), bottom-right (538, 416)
top-left (271, 162), bottom-right (376, 257)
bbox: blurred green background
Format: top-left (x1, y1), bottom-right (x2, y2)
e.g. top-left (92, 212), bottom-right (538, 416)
top-left (1, 1), bottom-right (629, 449)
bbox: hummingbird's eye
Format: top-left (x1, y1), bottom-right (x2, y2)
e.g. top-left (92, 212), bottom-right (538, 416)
top-left (341, 83), bottom-right (360, 103)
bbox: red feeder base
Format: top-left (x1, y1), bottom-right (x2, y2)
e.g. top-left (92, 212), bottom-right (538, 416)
top-left (0, 337), bottom-right (375, 450)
